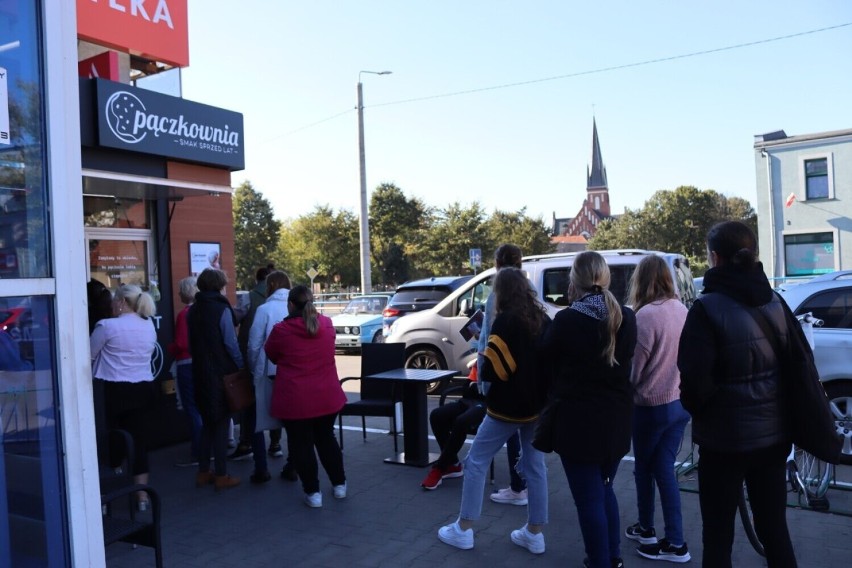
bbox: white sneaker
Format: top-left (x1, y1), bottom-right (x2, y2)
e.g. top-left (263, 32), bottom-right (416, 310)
top-left (438, 521), bottom-right (474, 550)
top-left (490, 487), bottom-right (528, 506)
top-left (304, 492), bottom-right (322, 508)
top-left (510, 525), bottom-right (545, 554)
top-left (333, 483), bottom-right (347, 499)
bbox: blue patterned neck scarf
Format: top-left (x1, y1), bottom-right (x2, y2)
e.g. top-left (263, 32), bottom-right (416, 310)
top-left (569, 293), bottom-right (608, 321)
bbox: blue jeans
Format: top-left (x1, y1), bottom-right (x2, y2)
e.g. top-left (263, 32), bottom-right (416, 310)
top-left (242, 399), bottom-right (268, 475)
top-left (460, 416), bottom-right (547, 525)
top-left (561, 458), bottom-right (622, 568)
top-left (175, 362), bottom-right (202, 459)
top-left (506, 431), bottom-right (526, 492)
top-left (632, 400), bottom-right (690, 546)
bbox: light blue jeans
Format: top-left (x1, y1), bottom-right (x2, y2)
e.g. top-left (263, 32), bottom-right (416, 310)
top-left (459, 415), bottom-right (548, 525)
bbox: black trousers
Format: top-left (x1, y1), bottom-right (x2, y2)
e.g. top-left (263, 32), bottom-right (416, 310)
top-left (429, 398), bottom-right (486, 469)
top-left (102, 379), bottom-right (156, 475)
top-left (698, 444), bottom-right (797, 568)
top-left (283, 412), bottom-right (345, 494)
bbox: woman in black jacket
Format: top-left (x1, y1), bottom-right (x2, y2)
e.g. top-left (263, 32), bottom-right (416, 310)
top-left (678, 221), bottom-right (797, 567)
top-left (541, 251), bottom-right (637, 568)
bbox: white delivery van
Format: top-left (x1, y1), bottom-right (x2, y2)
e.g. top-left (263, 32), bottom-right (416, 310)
top-left (384, 249), bottom-right (697, 391)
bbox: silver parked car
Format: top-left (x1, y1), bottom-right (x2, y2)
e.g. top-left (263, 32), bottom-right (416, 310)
top-left (777, 270), bottom-right (852, 464)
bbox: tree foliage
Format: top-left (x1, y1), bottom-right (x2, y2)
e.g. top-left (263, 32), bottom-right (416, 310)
top-left (233, 181), bottom-right (280, 289)
top-left (588, 185), bottom-right (758, 276)
top-left (408, 202), bottom-right (489, 277)
top-left (483, 208), bottom-right (556, 261)
top-left (274, 205), bottom-right (359, 290)
top-left (370, 183), bottom-right (429, 288)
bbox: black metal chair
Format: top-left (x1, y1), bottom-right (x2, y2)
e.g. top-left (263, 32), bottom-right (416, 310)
top-left (98, 429), bottom-right (163, 568)
top-left (338, 342), bottom-right (405, 451)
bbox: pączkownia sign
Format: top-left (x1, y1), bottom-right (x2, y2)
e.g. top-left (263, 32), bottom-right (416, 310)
top-left (95, 79), bottom-right (245, 170)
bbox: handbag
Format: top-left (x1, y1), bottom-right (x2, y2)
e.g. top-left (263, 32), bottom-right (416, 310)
top-left (222, 368), bottom-right (255, 413)
top-left (748, 302), bottom-right (842, 464)
top-left (531, 398), bottom-right (559, 453)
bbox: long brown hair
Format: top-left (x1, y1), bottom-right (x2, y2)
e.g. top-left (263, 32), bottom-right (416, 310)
top-left (627, 256), bottom-right (676, 312)
top-left (570, 251), bottom-right (622, 366)
top-left (494, 267), bottom-right (547, 335)
top-left (288, 285), bottom-right (319, 336)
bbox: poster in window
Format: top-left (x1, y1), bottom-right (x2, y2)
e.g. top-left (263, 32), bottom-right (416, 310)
top-left (189, 242), bottom-right (221, 275)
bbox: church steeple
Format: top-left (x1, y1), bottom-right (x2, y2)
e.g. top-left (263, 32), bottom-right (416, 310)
top-left (587, 118), bottom-right (608, 190)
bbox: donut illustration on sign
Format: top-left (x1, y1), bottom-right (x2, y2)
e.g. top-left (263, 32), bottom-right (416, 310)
top-left (105, 91), bottom-right (146, 144)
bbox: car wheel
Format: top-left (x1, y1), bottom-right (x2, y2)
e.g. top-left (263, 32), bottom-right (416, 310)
top-left (824, 380), bottom-right (852, 466)
top-left (405, 347), bottom-right (446, 394)
top-left (372, 331), bottom-right (384, 343)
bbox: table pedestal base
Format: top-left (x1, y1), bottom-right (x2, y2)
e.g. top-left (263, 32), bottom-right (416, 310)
top-left (383, 451), bottom-right (441, 468)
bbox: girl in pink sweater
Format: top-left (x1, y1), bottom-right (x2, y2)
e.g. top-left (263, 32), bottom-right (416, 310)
top-left (624, 256), bottom-right (691, 563)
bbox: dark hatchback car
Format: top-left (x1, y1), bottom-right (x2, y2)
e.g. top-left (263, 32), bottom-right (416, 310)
top-left (382, 276), bottom-right (473, 337)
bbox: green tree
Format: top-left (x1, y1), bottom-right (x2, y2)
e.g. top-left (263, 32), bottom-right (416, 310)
top-left (273, 205), bottom-right (360, 291)
top-left (233, 181), bottom-right (281, 290)
top-left (370, 183), bottom-right (429, 287)
top-left (483, 208), bottom-right (556, 260)
top-left (409, 202), bottom-right (489, 276)
top-left (588, 186), bottom-right (758, 276)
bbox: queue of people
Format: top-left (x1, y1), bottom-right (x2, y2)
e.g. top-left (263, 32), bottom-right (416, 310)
top-left (87, 223), bottom-right (802, 564)
top-left (435, 226), bottom-right (800, 567)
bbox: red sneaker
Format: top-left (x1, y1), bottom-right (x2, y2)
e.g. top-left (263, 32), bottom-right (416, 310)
top-left (421, 466), bottom-right (443, 490)
top-left (442, 463), bottom-right (463, 479)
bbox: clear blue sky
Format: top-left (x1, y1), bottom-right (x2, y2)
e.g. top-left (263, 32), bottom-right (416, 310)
top-left (181, 1), bottom-right (852, 226)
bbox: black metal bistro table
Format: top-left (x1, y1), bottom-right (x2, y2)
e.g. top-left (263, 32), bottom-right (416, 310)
top-left (364, 368), bottom-right (459, 467)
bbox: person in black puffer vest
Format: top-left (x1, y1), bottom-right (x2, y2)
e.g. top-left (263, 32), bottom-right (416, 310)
top-left (678, 220), bottom-right (797, 567)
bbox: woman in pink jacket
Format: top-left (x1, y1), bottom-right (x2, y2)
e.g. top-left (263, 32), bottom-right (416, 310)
top-left (264, 285), bottom-right (347, 508)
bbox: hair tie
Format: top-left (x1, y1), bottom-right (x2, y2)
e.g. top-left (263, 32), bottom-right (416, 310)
top-left (591, 285), bottom-right (603, 294)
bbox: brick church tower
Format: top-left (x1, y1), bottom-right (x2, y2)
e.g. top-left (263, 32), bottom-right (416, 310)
top-left (554, 119), bottom-right (613, 240)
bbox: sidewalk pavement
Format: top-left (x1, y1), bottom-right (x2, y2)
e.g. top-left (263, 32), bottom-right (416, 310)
top-left (106, 410), bottom-right (851, 567)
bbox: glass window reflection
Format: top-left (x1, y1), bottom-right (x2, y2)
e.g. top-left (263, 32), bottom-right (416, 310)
top-left (0, 0), bottom-right (50, 278)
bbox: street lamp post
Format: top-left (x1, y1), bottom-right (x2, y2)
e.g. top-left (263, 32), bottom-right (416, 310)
top-left (357, 70), bottom-right (391, 294)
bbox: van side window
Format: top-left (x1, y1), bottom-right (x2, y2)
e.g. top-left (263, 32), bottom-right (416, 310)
top-left (456, 277), bottom-right (492, 316)
top-left (543, 268), bottom-right (571, 306)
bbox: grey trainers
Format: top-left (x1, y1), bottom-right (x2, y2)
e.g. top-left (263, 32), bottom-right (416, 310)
top-left (304, 492), bottom-right (322, 508)
top-left (490, 487), bottom-right (528, 506)
top-left (333, 483), bottom-right (347, 499)
top-left (510, 525), bottom-right (545, 554)
top-left (438, 521), bottom-right (474, 550)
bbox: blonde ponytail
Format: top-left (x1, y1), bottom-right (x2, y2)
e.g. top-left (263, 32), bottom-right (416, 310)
top-left (601, 289), bottom-right (622, 367)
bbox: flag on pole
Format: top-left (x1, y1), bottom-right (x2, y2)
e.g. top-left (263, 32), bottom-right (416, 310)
top-left (785, 193), bottom-right (797, 208)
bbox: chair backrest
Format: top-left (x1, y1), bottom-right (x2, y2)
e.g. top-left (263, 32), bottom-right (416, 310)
top-left (359, 343), bottom-right (405, 401)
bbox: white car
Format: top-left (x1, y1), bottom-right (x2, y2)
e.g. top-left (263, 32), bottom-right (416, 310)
top-left (331, 295), bottom-right (390, 351)
top-left (777, 270), bottom-right (852, 464)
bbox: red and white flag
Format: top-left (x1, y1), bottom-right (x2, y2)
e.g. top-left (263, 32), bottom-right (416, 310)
top-left (785, 193), bottom-right (797, 208)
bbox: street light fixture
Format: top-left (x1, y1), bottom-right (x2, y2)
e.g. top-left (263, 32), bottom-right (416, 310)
top-left (357, 70), bottom-right (391, 294)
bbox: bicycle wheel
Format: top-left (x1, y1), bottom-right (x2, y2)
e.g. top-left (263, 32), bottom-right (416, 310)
top-left (789, 446), bottom-right (832, 510)
top-left (738, 483), bottom-right (766, 557)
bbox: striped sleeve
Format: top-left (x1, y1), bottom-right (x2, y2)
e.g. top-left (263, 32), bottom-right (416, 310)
top-left (483, 333), bottom-right (517, 381)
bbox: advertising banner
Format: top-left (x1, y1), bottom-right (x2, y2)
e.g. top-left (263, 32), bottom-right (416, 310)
top-left (95, 79), bottom-right (245, 170)
top-left (76, 0), bottom-right (189, 67)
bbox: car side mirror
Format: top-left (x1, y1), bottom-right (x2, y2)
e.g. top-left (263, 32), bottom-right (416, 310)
top-left (459, 298), bottom-right (473, 317)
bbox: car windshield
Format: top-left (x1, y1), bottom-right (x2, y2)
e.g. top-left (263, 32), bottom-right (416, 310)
top-left (341, 297), bottom-right (386, 315)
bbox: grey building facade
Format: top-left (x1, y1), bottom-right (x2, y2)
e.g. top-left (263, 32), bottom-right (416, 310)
top-left (754, 128), bottom-right (852, 284)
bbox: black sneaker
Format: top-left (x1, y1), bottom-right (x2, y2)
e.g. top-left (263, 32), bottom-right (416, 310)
top-left (637, 539), bottom-right (691, 563)
top-left (583, 558), bottom-right (625, 568)
top-left (625, 522), bottom-right (657, 545)
top-left (228, 444), bottom-right (253, 461)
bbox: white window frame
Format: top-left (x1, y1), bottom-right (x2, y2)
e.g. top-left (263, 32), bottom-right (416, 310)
top-left (798, 152), bottom-right (835, 201)
top-left (780, 227), bottom-right (840, 277)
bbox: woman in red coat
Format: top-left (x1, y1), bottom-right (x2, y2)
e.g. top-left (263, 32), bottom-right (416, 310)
top-left (264, 285), bottom-right (347, 508)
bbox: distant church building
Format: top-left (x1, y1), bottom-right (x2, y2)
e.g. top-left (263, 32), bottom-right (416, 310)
top-left (552, 119), bottom-right (613, 251)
